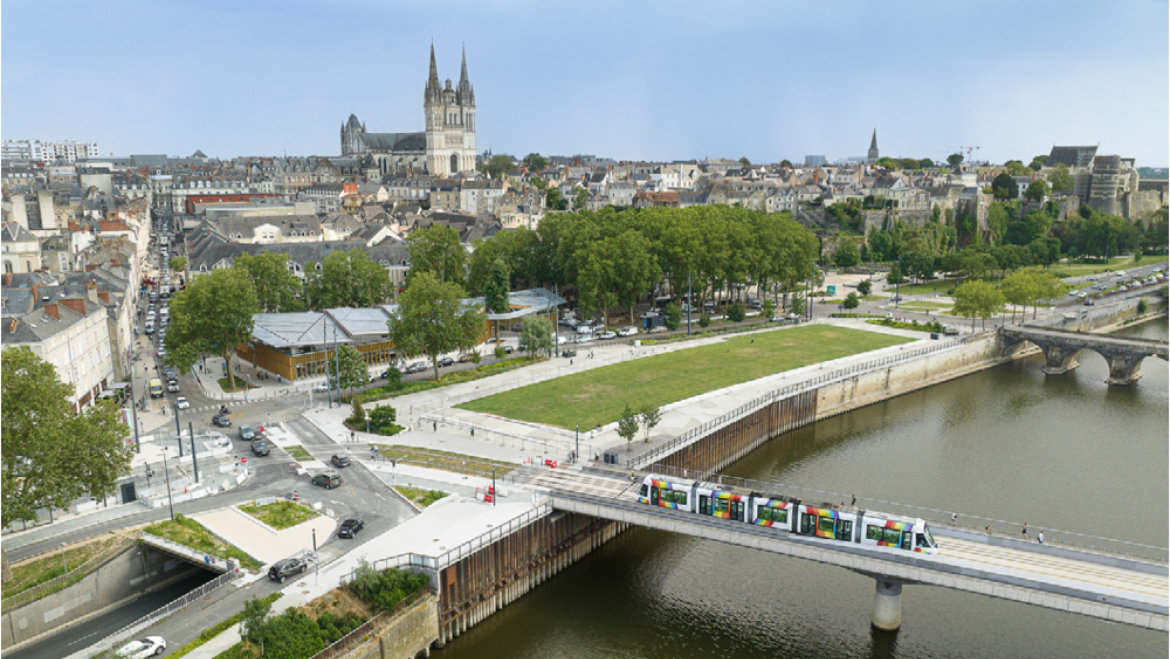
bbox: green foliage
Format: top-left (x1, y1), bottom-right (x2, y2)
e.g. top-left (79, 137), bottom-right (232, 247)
top-left (947, 153), bottom-right (964, 168)
top-left (698, 313), bottom-right (711, 328)
top-left (726, 302), bottom-right (746, 322)
top-left (350, 397), bottom-right (366, 424)
top-left (780, 159), bottom-right (793, 168)
top-left (143, 515), bottom-right (262, 570)
top-left (522, 153), bottom-right (548, 171)
top-left (494, 346), bottom-right (506, 359)
top-left (842, 292), bottom-right (860, 310)
top-left (164, 268), bottom-right (258, 391)
top-left (761, 298), bottom-right (775, 319)
top-left (169, 256), bottom-right (187, 271)
top-left (347, 560), bottom-right (430, 611)
top-left (170, 594), bottom-right (282, 659)
top-left (546, 186), bottom-right (568, 211)
top-left (519, 314), bottom-right (554, 355)
top-left (480, 155), bottom-right (515, 178)
top-left (303, 249), bottom-right (392, 310)
top-left (887, 263), bottom-right (904, 285)
top-left (663, 303), bottom-right (682, 331)
top-left (405, 225), bottom-right (467, 287)
top-left (618, 405), bottom-right (639, 449)
top-left (991, 172), bottom-right (1019, 200)
top-left (874, 157), bottom-right (899, 169)
top-left (902, 251), bottom-right (935, 281)
top-left (951, 280), bottom-right (1005, 330)
top-left (920, 158), bottom-right (935, 170)
top-left (640, 406), bottom-right (662, 442)
top-left (739, 157), bottom-right (751, 167)
top-left (388, 272), bottom-right (486, 381)
top-left (1, 347), bottom-right (133, 528)
top-left (238, 500), bottom-right (318, 530)
top-left (482, 258), bottom-right (511, 314)
top-left (857, 280), bottom-right (872, 296)
top-left (573, 185), bottom-right (588, 211)
top-left (357, 356), bottom-right (543, 404)
top-left (382, 366), bottom-right (401, 388)
top-left (369, 405), bottom-right (397, 432)
top-left (1024, 179), bottom-right (1050, 202)
top-left (1138, 299), bottom-right (1149, 314)
top-left (900, 158), bottom-right (921, 170)
top-left (233, 252), bottom-right (304, 313)
top-left (1048, 163), bottom-right (1074, 193)
top-left (833, 237), bottom-right (860, 268)
top-left (789, 294), bottom-right (805, 317)
top-left (866, 318), bottom-right (946, 333)
top-left (1003, 160), bottom-right (1029, 176)
top-left (331, 345), bottom-right (369, 396)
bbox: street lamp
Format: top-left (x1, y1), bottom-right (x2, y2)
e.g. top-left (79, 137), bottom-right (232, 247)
top-left (61, 542), bottom-right (68, 574)
top-left (161, 448), bottom-right (176, 521)
top-left (894, 256), bottom-right (903, 311)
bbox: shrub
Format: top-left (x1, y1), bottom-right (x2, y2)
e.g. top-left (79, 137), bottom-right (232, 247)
top-left (1138, 299), bottom-right (1149, 314)
top-left (663, 303), bottom-right (682, 331)
top-left (349, 398), bottom-right (365, 425)
top-left (698, 313), bottom-right (711, 328)
top-left (843, 292), bottom-right (861, 310)
top-left (727, 302), bottom-right (746, 322)
top-left (494, 346), bottom-right (506, 359)
top-left (369, 405), bottom-right (397, 433)
top-left (857, 280), bottom-right (872, 296)
top-left (347, 560), bottom-right (430, 612)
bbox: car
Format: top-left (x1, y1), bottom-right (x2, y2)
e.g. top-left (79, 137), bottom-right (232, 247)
top-left (680, 303), bottom-right (693, 313)
top-left (502, 345), bottom-right (514, 354)
top-left (144, 323), bottom-right (154, 335)
top-left (166, 379), bottom-right (179, 393)
top-left (313, 382), bottom-right (330, 393)
top-left (597, 330), bottom-right (617, 340)
top-left (648, 325), bottom-right (668, 333)
top-left (458, 353), bottom-right (476, 363)
top-left (437, 357), bottom-right (455, 368)
top-left (337, 518), bottom-right (365, 539)
top-left (267, 558), bottom-right (307, 583)
top-left (331, 454), bottom-right (351, 468)
top-left (115, 636), bottom-right (167, 658)
top-left (573, 334), bottom-right (591, 344)
top-left (576, 324), bottom-right (593, 335)
top-left (251, 439), bottom-right (270, 456)
top-left (312, 470), bottom-right (342, 489)
top-left (749, 299), bottom-right (763, 310)
top-left (785, 312), bottom-right (801, 320)
top-left (556, 336), bottom-right (569, 345)
top-left (406, 361), bottom-right (428, 374)
top-left (212, 413), bottom-right (232, 428)
top-left (1083, 298), bottom-right (1095, 306)
top-left (239, 425), bottom-right (255, 441)
top-left (638, 311), bottom-right (660, 320)
top-left (175, 396), bottom-right (190, 410)
top-left (703, 300), bottom-right (717, 310)
top-left (618, 326), bottom-right (638, 337)
top-left (157, 347), bottom-right (167, 359)
top-left (561, 348), bottom-right (577, 358)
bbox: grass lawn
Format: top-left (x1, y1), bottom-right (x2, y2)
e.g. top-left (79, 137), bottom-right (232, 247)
top-left (356, 356), bottom-right (545, 404)
top-left (238, 500), bottom-right (319, 530)
top-left (1047, 255), bottom-right (1167, 278)
top-left (286, 445), bottom-right (314, 462)
top-left (891, 300), bottom-right (954, 313)
top-left (216, 377), bottom-right (257, 392)
top-left (373, 444), bottom-right (516, 479)
top-left (6, 534), bottom-right (126, 598)
top-left (394, 486), bottom-right (449, 508)
top-left (824, 295), bottom-right (883, 304)
top-left (458, 324), bottom-right (914, 429)
top-left (891, 279), bottom-right (960, 295)
top-left (144, 515), bottom-right (263, 570)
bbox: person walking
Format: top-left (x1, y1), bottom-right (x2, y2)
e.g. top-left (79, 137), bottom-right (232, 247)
top-left (850, 494), bottom-right (856, 506)
top-left (433, 421), bottom-right (437, 432)
top-left (1021, 522), bottom-right (1028, 537)
top-left (1038, 531), bottom-right (1044, 545)
top-left (951, 512), bottom-right (957, 524)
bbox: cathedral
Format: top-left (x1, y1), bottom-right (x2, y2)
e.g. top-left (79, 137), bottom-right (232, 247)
top-left (340, 45), bottom-right (477, 177)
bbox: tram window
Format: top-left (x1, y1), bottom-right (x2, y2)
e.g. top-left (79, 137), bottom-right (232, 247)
top-left (759, 507), bottom-right (787, 524)
top-left (923, 526), bottom-right (938, 548)
top-left (882, 528), bottom-right (902, 544)
top-left (662, 490), bottom-right (687, 506)
top-left (714, 498), bottom-right (730, 515)
top-left (916, 533), bottom-right (928, 548)
top-left (900, 532), bottom-right (913, 550)
top-left (838, 520), bottom-right (853, 541)
top-left (866, 526), bottom-right (883, 541)
top-left (638, 485), bottom-right (647, 497)
top-left (818, 516), bottom-right (835, 535)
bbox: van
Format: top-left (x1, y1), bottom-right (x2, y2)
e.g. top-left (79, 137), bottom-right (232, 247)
top-left (149, 378), bottom-right (164, 398)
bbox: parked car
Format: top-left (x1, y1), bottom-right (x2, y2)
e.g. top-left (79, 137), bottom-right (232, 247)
top-left (649, 326), bottom-right (668, 333)
top-left (502, 345), bottom-right (514, 354)
top-left (115, 636), bottom-right (167, 658)
top-left (331, 455), bottom-right (351, 468)
top-left (338, 518), bottom-right (365, 539)
top-left (313, 382), bottom-right (329, 393)
top-left (597, 330), bottom-right (617, 340)
top-left (166, 379), bottom-right (179, 393)
top-left (576, 324), bottom-right (594, 335)
top-left (175, 396), bottom-right (190, 410)
top-left (561, 348), bottom-right (577, 358)
top-left (1083, 298), bottom-right (1095, 306)
top-left (639, 311), bottom-right (660, 320)
top-left (406, 361), bottom-right (428, 374)
top-left (268, 558), bottom-right (307, 583)
top-left (239, 425), bottom-right (255, 441)
top-left (618, 326), bottom-right (638, 337)
top-left (680, 303), bottom-right (693, 312)
top-left (312, 470), bottom-right (342, 489)
top-left (251, 439), bottom-right (270, 456)
top-left (212, 413), bottom-right (231, 428)
top-left (437, 357), bottom-right (455, 368)
top-left (458, 353), bottom-right (476, 363)
top-left (573, 335), bottom-right (591, 344)
top-left (556, 336), bottom-right (569, 345)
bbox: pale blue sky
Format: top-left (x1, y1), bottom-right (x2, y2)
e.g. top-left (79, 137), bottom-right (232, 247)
top-left (3, 0), bottom-right (1167, 165)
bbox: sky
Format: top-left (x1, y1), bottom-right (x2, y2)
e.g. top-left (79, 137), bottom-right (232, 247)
top-left (3, 0), bottom-right (1168, 166)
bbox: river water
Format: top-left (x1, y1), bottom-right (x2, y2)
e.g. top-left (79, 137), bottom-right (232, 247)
top-left (436, 320), bottom-right (1169, 659)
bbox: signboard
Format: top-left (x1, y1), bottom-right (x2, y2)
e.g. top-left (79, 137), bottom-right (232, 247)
top-left (827, 285), bottom-right (837, 295)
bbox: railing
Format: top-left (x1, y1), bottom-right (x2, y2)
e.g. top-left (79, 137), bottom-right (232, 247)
top-left (310, 588), bottom-right (434, 659)
top-left (64, 567), bottom-right (239, 659)
top-left (629, 335), bottom-right (976, 468)
top-left (1, 535), bottom-right (137, 610)
top-left (418, 414), bottom-right (596, 460)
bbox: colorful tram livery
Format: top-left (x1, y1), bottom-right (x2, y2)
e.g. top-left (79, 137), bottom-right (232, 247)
top-left (637, 475), bottom-right (939, 555)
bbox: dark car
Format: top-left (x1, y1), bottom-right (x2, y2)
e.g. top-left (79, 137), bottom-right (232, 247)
top-left (405, 361), bottom-right (427, 374)
top-left (381, 370), bottom-right (397, 380)
top-left (267, 558), bottom-right (306, 583)
top-left (437, 357), bottom-right (455, 368)
top-left (251, 439), bottom-right (270, 456)
top-left (212, 414), bottom-right (232, 428)
top-left (239, 425), bottom-right (255, 441)
top-left (561, 348), bottom-right (577, 358)
top-left (502, 345), bottom-right (514, 354)
top-left (331, 455), bottom-right (351, 468)
top-left (312, 470), bottom-right (342, 489)
top-left (337, 519), bottom-right (364, 538)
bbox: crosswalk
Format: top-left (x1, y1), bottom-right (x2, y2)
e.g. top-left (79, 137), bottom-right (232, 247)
top-left (189, 400), bottom-right (248, 413)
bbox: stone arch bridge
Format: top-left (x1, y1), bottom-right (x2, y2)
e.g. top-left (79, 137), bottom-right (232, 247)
top-left (1000, 325), bottom-right (1169, 385)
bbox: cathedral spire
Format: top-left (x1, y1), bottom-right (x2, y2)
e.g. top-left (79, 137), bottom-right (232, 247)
top-left (429, 43), bottom-right (439, 84)
top-left (426, 42), bottom-right (441, 104)
top-left (460, 44), bottom-right (469, 84)
top-left (457, 44), bottom-right (474, 106)
top-left (870, 128), bottom-right (878, 150)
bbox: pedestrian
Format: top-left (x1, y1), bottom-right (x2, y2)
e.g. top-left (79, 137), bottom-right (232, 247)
top-left (433, 422), bottom-right (437, 432)
top-left (850, 494), bottom-right (856, 506)
top-left (985, 525), bottom-right (991, 534)
top-left (470, 428), bottom-right (475, 437)
top-left (1021, 522), bottom-right (1028, 537)
top-left (350, 431), bottom-right (356, 443)
top-left (951, 512), bottom-right (957, 524)
top-left (293, 490), bottom-right (298, 502)
top-left (1038, 531), bottom-right (1044, 545)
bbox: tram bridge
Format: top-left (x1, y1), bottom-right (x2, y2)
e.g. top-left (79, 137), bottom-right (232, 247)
top-left (506, 465), bottom-right (1169, 632)
top-left (1001, 324), bottom-right (1169, 385)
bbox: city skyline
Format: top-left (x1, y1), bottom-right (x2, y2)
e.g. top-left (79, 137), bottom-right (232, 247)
top-left (3, 0), bottom-right (1167, 165)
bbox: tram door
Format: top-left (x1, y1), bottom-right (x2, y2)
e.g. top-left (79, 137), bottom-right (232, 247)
top-left (650, 486), bottom-right (660, 507)
top-left (730, 499), bottom-right (745, 522)
top-left (900, 530), bottom-right (913, 551)
top-left (698, 495), bottom-right (712, 516)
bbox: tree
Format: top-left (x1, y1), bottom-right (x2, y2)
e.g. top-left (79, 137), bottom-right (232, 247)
top-left (1000, 269), bottom-right (1039, 323)
top-left (991, 172), bottom-right (1019, 200)
top-left (833, 238), bottom-right (860, 269)
top-left (1024, 179), bottom-right (1050, 202)
top-left (480, 155), bottom-right (514, 179)
top-left (739, 157), bottom-right (752, 167)
top-left (887, 263), bottom-right (904, 285)
top-left (951, 280), bottom-right (1005, 331)
top-left (168, 256), bottom-right (187, 271)
top-left (727, 302), bottom-right (746, 322)
top-left (522, 153), bottom-right (547, 172)
top-left (698, 313), bottom-right (711, 328)
top-left (240, 595), bottom-right (274, 645)
top-left (947, 153), bottom-right (964, 170)
top-left (387, 272), bottom-right (486, 381)
top-left (165, 268), bottom-right (257, 391)
top-left (304, 249), bottom-right (393, 310)
top-left (842, 292), bottom-right (860, 310)
top-left (900, 158), bottom-right (921, 170)
top-left (663, 303), bottom-right (682, 331)
top-left (919, 158), bottom-right (935, 169)
top-left (573, 185), bottom-right (588, 211)
top-left (546, 186), bottom-right (568, 211)
top-left (640, 406), bottom-right (662, 443)
top-left (1, 347), bottom-right (133, 543)
top-left (350, 397), bottom-right (366, 424)
top-left (369, 405), bottom-right (397, 433)
top-left (331, 344), bottom-right (369, 398)
top-left (1048, 164), bottom-right (1074, 193)
top-left (618, 405), bottom-right (639, 452)
top-left (780, 159), bottom-right (793, 168)
top-left (874, 157), bottom-right (899, 170)
top-left (234, 252), bottom-right (304, 313)
top-left (789, 294), bottom-right (805, 317)
top-left (482, 257), bottom-right (511, 343)
top-left (405, 225), bottom-right (467, 287)
top-left (1003, 160), bottom-right (1029, 176)
top-left (761, 299), bottom-right (775, 319)
top-left (902, 251), bottom-right (934, 282)
top-left (518, 314), bottom-right (553, 355)
top-left (1030, 155), bottom-right (1048, 170)
top-left (857, 280), bottom-right (872, 296)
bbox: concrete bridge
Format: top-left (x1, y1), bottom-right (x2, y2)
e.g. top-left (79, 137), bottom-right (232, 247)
top-left (1001, 324), bottom-right (1169, 385)
top-left (508, 465), bottom-right (1169, 632)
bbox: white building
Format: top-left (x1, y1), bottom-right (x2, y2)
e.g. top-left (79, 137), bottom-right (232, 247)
top-left (2, 139), bottom-right (101, 162)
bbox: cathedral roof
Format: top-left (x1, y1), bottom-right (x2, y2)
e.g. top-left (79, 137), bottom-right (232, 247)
top-left (347, 114), bottom-right (362, 130)
top-left (361, 132), bottom-right (426, 152)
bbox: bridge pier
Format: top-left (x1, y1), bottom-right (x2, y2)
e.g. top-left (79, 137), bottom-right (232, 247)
top-left (871, 580), bottom-right (903, 632)
top-left (1105, 353), bottom-right (1144, 386)
top-left (1041, 344), bottom-right (1079, 375)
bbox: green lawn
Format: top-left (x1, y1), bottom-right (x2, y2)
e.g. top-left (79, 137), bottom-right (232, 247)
top-left (6, 535), bottom-right (126, 599)
top-left (892, 300), bottom-right (954, 313)
top-left (394, 486), bottom-right (449, 508)
top-left (286, 445), bottom-right (313, 462)
top-left (890, 279), bottom-right (960, 295)
top-left (238, 500), bottom-right (319, 530)
top-left (372, 444), bottom-right (516, 479)
top-left (458, 325), bottom-right (914, 429)
top-left (1047, 255), bottom-right (1167, 278)
top-left (144, 515), bottom-right (263, 570)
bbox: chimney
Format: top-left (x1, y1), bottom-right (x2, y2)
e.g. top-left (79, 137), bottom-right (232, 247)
top-left (59, 298), bottom-right (86, 315)
top-left (8, 318), bottom-right (18, 333)
top-left (44, 304), bottom-right (60, 320)
top-left (87, 280), bottom-right (100, 304)
top-left (4, 273), bottom-right (12, 286)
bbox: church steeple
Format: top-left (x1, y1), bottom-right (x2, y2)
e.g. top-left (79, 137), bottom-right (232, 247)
top-left (870, 128), bottom-right (878, 150)
top-left (457, 44), bottom-right (474, 106)
top-left (425, 43), bottom-right (441, 103)
top-left (867, 128), bottom-right (880, 164)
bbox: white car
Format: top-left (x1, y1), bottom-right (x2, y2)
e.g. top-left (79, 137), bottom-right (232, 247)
top-left (556, 335), bottom-right (569, 345)
top-left (576, 324), bottom-right (593, 335)
top-left (638, 311), bottom-right (660, 320)
top-left (573, 334), bottom-right (592, 344)
top-left (597, 330), bottom-right (617, 340)
top-left (313, 383), bottom-right (330, 393)
top-left (175, 396), bottom-right (190, 410)
top-left (116, 636), bottom-right (166, 657)
top-left (618, 326), bottom-right (638, 337)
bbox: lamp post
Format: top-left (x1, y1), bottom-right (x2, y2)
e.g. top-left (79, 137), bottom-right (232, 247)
top-left (61, 542), bottom-right (68, 574)
top-left (575, 423), bottom-right (579, 464)
top-left (312, 528), bottom-right (318, 585)
top-left (895, 256), bottom-right (902, 311)
top-left (174, 402), bottom-right (183, 457)
top-left (161, 448), bottom-right (176, 521)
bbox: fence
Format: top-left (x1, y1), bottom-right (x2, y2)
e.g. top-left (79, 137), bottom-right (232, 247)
top-left (309, 588), bottom-right (434, 659)
top-left (1, 535), bottom-right (137, 610)
top-left (629, 334), bottom-right (976, 468)
top-left (63, 567), bottom-right (239, 659)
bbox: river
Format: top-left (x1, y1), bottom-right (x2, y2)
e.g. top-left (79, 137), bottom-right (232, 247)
top-left (435, 319), bottom-right (1169, 659)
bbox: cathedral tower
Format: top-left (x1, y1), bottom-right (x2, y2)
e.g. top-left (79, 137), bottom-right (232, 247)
top-left (867, 128), bottom-right (879, 164)
top-left (425, 44), bottom-right (477, 177)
